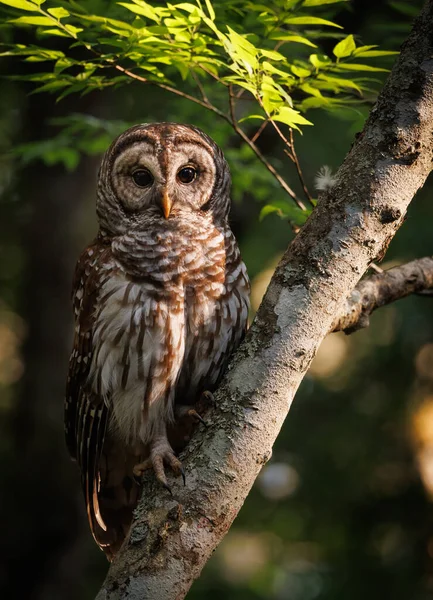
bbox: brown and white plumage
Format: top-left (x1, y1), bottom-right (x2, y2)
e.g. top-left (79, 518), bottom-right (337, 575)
top-left (65, 123), bottom-right (250, 559)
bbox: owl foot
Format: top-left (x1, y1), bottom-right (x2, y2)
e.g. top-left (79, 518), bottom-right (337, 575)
top-left (176, 406), bottom-right (207, 426)
top-left (175, 390), bottom-right (216, 426)
top-left (133, 439), bottom-right (185, 492)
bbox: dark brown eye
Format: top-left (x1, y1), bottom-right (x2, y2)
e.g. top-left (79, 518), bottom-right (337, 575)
top-left (177, 166), bottom-right (197, 184)
top-left (132, 169), bottom-right (153, 187)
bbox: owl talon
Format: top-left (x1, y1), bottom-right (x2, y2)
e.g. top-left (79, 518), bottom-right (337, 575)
top-left (180, 466), bottom-right (186, 486)
top-left (201, 390), bottom-right (216, 407)
top-left (187, 409), bottom-right (207, 427)
top-left (133, 458), bottom-right (152, 479)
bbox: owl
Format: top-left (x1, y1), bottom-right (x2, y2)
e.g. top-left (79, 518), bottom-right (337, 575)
top-left (65, 123), bottom-right (250, 559)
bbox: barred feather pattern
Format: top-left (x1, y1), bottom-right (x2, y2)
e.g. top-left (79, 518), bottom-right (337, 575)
top-left (65, 123), bottom-right (250, 559)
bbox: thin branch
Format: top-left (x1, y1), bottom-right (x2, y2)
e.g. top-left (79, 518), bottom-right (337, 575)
top-left (257, 97), bottom-right (314, 206)
top-left (250, 119), bottom-right (270, 144)
top-left (288, 128), bottom-right (313, 205)
top-left (190, 70), bottom-right (211, 104)
top-left (113, 64), bottom-right (230, 122)
top-left (332, 257), bottom-right (433, 334)
top-left (228, 86), bottom-right (305, 209)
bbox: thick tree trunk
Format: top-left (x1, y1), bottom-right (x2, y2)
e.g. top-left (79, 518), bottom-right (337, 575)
top-left (96, 2), bottom-right (433, 598)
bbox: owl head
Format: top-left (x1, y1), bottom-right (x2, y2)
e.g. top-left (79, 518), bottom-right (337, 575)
top-left (96, 123), bottom-right (231, 235)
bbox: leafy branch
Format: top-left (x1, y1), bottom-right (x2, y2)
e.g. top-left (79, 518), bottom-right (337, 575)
top-left (0, 0), bottom-right (398, 224)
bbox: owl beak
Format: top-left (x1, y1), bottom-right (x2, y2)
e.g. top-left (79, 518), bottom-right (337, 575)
top-left (160, 190), bottom-right (172, 219)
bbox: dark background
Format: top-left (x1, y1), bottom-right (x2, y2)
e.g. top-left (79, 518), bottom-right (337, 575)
top-left (1, 1), bottom-right (433, 598)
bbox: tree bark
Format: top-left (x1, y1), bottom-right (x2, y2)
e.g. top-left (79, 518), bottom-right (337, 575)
top-left (96, 2), bottom-right (433, 598)
top-left (332, 256), bottom-right (433, 334)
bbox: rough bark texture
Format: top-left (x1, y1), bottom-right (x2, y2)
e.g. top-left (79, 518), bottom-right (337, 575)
top-left (333, 257), bottom-right (433, 334)
top-left (96, 3), bottom-right (433, 598)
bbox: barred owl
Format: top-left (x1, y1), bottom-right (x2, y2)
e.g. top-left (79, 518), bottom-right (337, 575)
top-left (65, 123), bottom-right (250, 559)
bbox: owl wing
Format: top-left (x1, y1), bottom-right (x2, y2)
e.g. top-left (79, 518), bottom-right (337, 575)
top-left (65, 240), bottom-right (113, 549)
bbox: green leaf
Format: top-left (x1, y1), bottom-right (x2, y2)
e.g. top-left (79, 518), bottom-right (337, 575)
top-left (259, 204), bottom-right (283, 220)
top-left (31, 79), bottom-right (71, 94)
top-left (226, 26), bottom-right (258, 72)
top-left (260, 49), bottom-right (285, 62)
top-left (300, 82), bottom-right (323, 98)
top-left (273, 106), bottom-right (313, 128)
top-left (309, 53), bottom-right (331, 69)
top-left (333, 34), bottom-right (356, 58)
top-left (303, 0), bottom-right (347, 5)
top-left (118, 2), bottom-right (159, 21)
top-left (354, 50), bottom-right (399, 58)
top-left (9, 16), bottom-right (54, 25)
top-left (317, 73), bottom-right (362, 93)
top-left (259, 201), bottom-right (309, 224)
top-left (302, 0), bottom-right (348, 6)
top-left (335, 63), bottom-right (389, 72)
top-left (269, 33), bottom-right (317, 48)
top-left (238, 114), bottom-right (265, 123)
top-left (0, 0), bottom-right (39, 10)
top-left (39, 27), bottom-right (70, 37)
top-left (204, 0), bottom-right (215, 20)
top-left (284, 16), bottom-right (343, 28)
top-left (291, 65), bottom-right (311, 78)
top-left (47, 7), bottom-right (69, 19)
top-left (227, 26), bottom-right (257, 57)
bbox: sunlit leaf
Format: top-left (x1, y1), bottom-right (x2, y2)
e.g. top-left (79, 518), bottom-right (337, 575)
top-left (284, 16), bottom-right (343, 28)
top-left (204, 0), bottom-right (215, 20)
top-left (9, 16), bottom-right (53, 25)
top-left (269, 33), bottom-right (317, 48)
top-left (238, 114), bottom-right (265, 123)
top-left (0, 0), bottom-right (39, 11)
top-left (117, 1), bottom-right (159, 21)
top-left (304, 0), bottom-right (347, 4)
top-left (333, 34), bottom-right (356, 58)
top-left (309, 53), bottom-right (331, 68)
top-left (291, 65), bottom-right (311, 78)
top-left (273, 106), bottom-right (313, 128)
top-left (354, 49), bottom-right (399, 58)
top-left (335, 63), bottom-right (389, 72)
top-left (47, 7), bottom-right (69, 19)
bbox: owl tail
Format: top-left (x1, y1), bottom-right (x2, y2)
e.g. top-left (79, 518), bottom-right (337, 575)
top-left (86, 443), bottom-right (142, 561)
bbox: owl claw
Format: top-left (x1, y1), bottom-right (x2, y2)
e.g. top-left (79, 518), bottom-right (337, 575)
top-left (187, 409), bottom-right (207, 427)
top-left (132, 439), bottom-right (185, 492)
top-left (180, 466), bottom-right (186, 486)
top-left (201, 390), bottom-right (216, 407)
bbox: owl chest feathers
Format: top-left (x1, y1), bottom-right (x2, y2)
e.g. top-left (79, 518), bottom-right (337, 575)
top-left (89, 222), bottom-right (249, 444)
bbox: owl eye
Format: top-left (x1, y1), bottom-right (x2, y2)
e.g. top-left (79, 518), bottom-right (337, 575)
top-left (177, 166), bottom-right (197, 184)
top-left (132, 168), bottom-right (154, 188)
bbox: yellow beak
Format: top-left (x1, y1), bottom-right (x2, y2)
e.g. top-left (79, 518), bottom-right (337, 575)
top-left (160, 190), bottom-right (172, 219)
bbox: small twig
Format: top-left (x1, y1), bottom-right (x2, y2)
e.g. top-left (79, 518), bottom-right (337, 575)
top-left (332, 257), bottom-right (433, 334)
top-left (191, 70), bottom-right (210, 105)
top-left (288, 129), bottom-right (313, 205)
top-left (197, 64), bottom-right (229, 86)
top-left (113, 64), bottom-right (229, 122)
top-left (250, 119), bottom-right (270, 144)
top-left (228, 86), bottom-right (305, 209)
top-left (257, 97), bottom-right (313, 206)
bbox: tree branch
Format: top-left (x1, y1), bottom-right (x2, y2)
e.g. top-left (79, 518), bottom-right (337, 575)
top-left (227, 86), bottom-right (306, 209)
top-left (332, 257), bottom-right (433, 334)
top-left (96, 2), bottom-right (433, 598)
